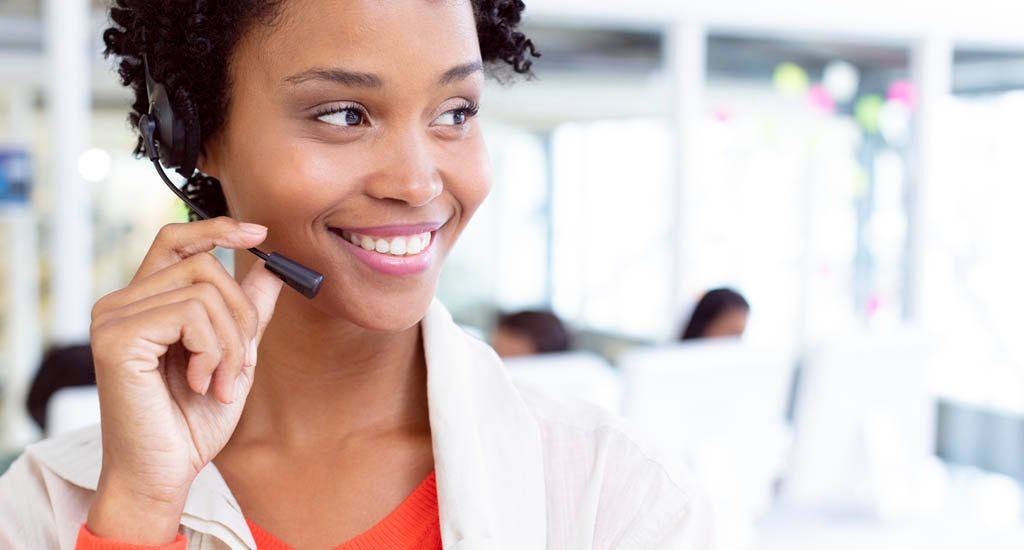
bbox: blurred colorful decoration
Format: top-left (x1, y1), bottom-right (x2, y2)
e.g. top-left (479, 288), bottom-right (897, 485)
top-left (712, 107), bottom-right (734, 123)
top-left (886, 80), bottom-right (916, 110)
top-left (879, 101), bottom-right (912, 145)
top-left (773, 62), bottom-right (809, 98)
top-left (866, 293), bottom-right (882, 317)
top-left (823, 60), bottom-right (860, 103)
top-left (852, 167), bottom-right (869, 198)
top-left (807, 84), bottom-right (837, 114)
top-left (854, 94), bottom-right (885, 134)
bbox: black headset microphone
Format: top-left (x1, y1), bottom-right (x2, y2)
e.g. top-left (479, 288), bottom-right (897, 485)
top-left (137, 54), bottom-right (324, 299)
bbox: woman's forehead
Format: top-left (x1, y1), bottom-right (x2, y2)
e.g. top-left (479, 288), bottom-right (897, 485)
top-left (239, 0), bottom-right (481, 86)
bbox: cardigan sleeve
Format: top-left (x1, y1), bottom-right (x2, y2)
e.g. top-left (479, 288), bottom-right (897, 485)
top-left (76, 524), bottom-right (187, 550)
top-left (0, 452), bottom-right (62, 549)
top-left (591, 431), bottom-right (715, 549)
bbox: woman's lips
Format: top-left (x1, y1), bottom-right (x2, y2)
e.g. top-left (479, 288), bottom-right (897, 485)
top-left (328, 226), bottom-right (438, 276)
top-left (335, 222), bottom-right (443, 237)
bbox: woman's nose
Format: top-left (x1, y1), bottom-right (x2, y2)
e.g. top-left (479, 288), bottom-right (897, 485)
top-left (364, 131), bottom-right (444, 207)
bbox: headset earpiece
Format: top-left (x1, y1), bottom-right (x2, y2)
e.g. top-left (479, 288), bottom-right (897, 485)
top-left (137, 52), bottom-right (323, 299)
top-left (180, 99), bottom-right (200, 177)
top-left (142, 53), bottom-right (199, 177)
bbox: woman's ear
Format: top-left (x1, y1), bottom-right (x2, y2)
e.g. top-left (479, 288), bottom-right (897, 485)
top-left (195, 148), bottom-right (215, 178)
top-left (195, 142), bottom-right (222, 179)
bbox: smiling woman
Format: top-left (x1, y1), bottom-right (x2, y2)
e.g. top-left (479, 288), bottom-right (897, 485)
top-left (0, 1), bottom-right (710, 549)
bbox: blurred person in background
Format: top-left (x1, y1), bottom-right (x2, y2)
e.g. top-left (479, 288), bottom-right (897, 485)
top-left (680, 287), bottom-right (750, 341)
top-left (0, 1), bottom-right (711, 549)
top-left (491, 309), bottom-right (571, 357)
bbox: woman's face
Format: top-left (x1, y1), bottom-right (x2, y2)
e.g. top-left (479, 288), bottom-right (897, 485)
top-left (703, 308), bottom-right (748, 339)
top-left (490, 327), bottom-right (538, 358)
top-left (201, 0), bottom-right (490, 331)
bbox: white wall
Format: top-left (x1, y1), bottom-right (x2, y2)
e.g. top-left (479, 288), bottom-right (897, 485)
top-left (528, 0), bottom-right (1024, 48)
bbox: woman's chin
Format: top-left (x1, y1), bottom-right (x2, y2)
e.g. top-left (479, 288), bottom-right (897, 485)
top-left (318, 283), bottom-right (436, 333)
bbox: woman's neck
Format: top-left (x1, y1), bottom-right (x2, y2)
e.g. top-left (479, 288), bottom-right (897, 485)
top-left (230, 291), bottom-right (431, 449)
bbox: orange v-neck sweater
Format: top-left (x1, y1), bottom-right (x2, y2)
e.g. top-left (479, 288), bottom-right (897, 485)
top-left (76, 471), bottom-right (442, 550)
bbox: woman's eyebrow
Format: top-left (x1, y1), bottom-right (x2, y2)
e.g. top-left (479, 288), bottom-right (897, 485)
top-left (284, 68), bottom-right (383, 88)
top-left (283, 61), bottom-right (483, 88)
top-left (438, 61), bottom-right (484, 85)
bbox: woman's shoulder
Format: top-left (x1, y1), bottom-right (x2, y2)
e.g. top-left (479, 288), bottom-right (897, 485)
top-left (11, 424), bottom-right (103, 488)
top-left (0, 425), bottom-right (101, 548)
top-left (513, 384), bottom-right (714, 548)
top-left (514, 382), bottom-right (692, 487)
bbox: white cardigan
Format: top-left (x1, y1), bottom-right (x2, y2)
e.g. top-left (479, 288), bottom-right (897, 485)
top-left (0, 299), bottom-right (712, 549)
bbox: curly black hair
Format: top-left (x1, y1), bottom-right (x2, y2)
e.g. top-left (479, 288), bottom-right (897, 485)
top-left (103, 0), bottom-right (540, 221)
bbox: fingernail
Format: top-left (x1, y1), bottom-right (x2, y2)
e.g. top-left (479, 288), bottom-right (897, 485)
top-left (247, 338), bottom-right (258, 367)
top-left (239, 222), bottom-right (267, 236)
top-left (199, 376), bottom-right (212, 396)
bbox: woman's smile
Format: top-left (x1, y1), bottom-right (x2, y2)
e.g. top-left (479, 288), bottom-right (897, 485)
top-left (328, 222), bottom-right (444, 276)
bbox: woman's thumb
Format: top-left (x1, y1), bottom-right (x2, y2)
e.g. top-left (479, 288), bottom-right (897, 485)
top-left (239, 259), bottom-right (285, 345)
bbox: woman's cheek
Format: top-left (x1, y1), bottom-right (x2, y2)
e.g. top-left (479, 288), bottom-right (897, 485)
top-left (446, 136), bottom-right (492, 222)
top-left (269, 145), bottom-right (361, 216)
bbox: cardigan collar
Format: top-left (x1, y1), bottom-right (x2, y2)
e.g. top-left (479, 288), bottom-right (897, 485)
top-left (30, 298), bottom-right (548, 549)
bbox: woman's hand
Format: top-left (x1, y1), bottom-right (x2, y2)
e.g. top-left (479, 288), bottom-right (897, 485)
top-left (85, 217), bottom-right (285, 544)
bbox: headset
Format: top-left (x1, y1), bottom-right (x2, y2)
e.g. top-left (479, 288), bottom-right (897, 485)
top-left (137, 53), bottom-right (323, 299)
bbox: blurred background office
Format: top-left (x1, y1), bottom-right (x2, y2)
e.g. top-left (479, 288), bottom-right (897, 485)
top-left (2, 0), bottom-right (1024, 548)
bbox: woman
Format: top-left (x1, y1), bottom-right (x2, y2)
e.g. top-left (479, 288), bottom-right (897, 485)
top-left (491, 310), bottom-right (570, 358)
top-left (0, 1), bottom-right (710, 548)
top-left (680, 288), bottom-right (750, 341)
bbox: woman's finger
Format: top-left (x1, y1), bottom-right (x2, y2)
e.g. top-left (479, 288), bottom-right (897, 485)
top-left (239, 259), bottom-right (286, 348)
top-left (132, 216), bottom-right (267, 283)
top-left (97, 298), bottom-right (222, 396)
top-left (99, 252), bottom-right (259, 345)
top-left (100, 282), bottom-right (249, 404)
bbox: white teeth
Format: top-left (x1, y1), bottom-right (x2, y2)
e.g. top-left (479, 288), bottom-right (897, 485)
top-left (345, 231), bottom-right (433, 256)
top-left (390, 236), bottom-right (407, 255)
top-left (407, 234), bottom-right (424, 254)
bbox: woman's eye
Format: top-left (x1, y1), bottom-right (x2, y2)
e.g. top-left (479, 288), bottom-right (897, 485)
top-left (317, 108), bottom-right (365, 127)
top-left (433, 105), bottom-right (478, 127)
